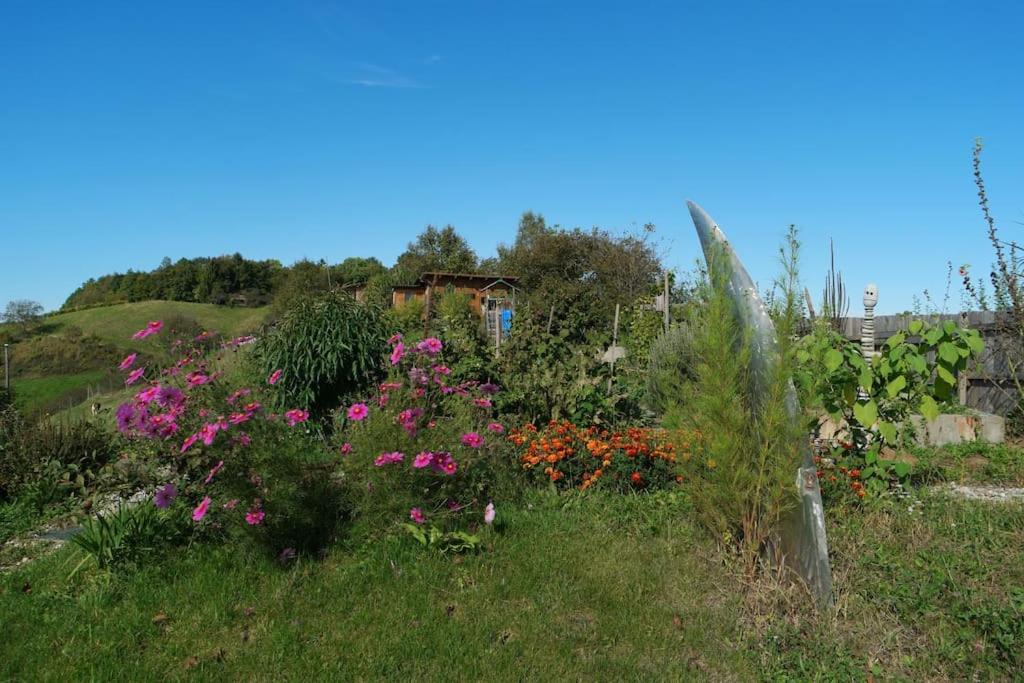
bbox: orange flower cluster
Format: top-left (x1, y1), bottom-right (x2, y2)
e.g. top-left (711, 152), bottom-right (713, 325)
top-left (509, 420), bottom-right (686, 492)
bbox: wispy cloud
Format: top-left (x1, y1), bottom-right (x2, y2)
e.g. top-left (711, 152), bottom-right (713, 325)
top-left (340, 62), bottom-right (423, 88)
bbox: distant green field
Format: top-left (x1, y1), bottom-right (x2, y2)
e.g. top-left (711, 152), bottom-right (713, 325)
top-left (11, 370), bottom-right (109, 415)
top-left (44, 301), bottom-right (269, 348)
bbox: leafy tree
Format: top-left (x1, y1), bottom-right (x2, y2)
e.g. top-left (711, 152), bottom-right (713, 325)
top-left (2, 299), bottom-right (44, 332)
top-left (395, 225), bottom-right (478, 277)
top-left (333, 257), bottom-right (386, 286)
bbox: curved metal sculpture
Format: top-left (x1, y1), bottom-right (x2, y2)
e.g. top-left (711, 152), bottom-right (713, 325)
top-left (686, 200), bottom-right (833, 606)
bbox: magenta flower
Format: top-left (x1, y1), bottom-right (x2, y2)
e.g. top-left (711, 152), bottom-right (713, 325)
top-left (284, 409), bottom-right (310, 426)
top-left (388, 333), bottom-right (403, 345)
top-left (204, 460), bottom-right (224, 485)
top-left (192, 496), bottom-right (212, 522)
top-left (131, 320), bottom-right (164, 340)
top-left (245, 508), bottom-right (265, 526)
top-left (479, 382), bottom-right (500, 395)
top-left (180, 432), bottom-right (200, 453)
top-left (347, 403), bottom-right (369, 421)
top-left (416, 337), bottom-right (443, 356)
top-left (228, 412), bottom-right (251, 425)
top-left (186, 371), bottom-right (211, 387)
top-left (461, 432), bottom-right (484, 448)
top-left (115, 403), bottom-right (135, 433)
top-left (156, 385), bottom-right (185, 408)
top-left (153, 483), bottom-right (177, 509)
top-left (374, 451), bottom-right (405, 467)
top-left (199, 422), bottom-right (221, 446)
top-left (473, 398), bottom-right (493, 408)
top-left (226, 388), bottom-right (251, 405)
top-left (135, 386), bottom-right (159, 404)
top-left (243, 401), bottom-right (262, 414)
top-left (409, 507), bottom-right (425, 524)
top-left (390, 342), bottom-right (405, 366)
top-left (223, 499), bottom-right (239, 510)
top-left (432, 365), bottom-right (451, 376)
top-left (487, 422), bottom-right (505, 434)
top-left (125, 367), bottom-right (145, 386)
top-left (118, 353), bottom-right (138, 371)
top-left (340, 442), bottom-right (352, 455)
top-left (412, 451), bottom-right (434, 469)
top-left (429, 452), bottom-right (458, 476)
top-left (484, 502), bottom-right (496, 525)
top-left (267, 369), bottom-right (282, 385)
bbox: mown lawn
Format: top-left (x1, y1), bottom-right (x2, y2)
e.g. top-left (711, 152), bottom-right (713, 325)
top-left (2, 488), bottom-right (1022, 681)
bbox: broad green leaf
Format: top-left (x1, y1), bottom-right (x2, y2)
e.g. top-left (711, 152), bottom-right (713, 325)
top-left (877, 420), bottom-right (897, 443)
top-left (859, 367), bottom-right (873, 391)
top-left (824, 348), bottom-right (843, 372)
top-left (938, 342), bottom-right (959, 365)
top-left (853, 400), bottom-right (878, 426)
top-left (886, 375), bottom-right (907, 398)
top-left (965, 333), bottom-right (984, 356)
top-left (886, 331), bottom-right (906, 348)
top-left (936, 364), bottom-right (956, 386)
top-left (908, 320), bottom-right (924, 335)
top-left (919, 395), bottom-right (940, 421)
top-left (892, 461), bottom-right (911, 478)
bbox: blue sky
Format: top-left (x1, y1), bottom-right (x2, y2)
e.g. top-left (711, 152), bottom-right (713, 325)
top-left (2, 1), bottom-right (1023, 314)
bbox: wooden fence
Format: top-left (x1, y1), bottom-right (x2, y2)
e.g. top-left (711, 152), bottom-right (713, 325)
top-left (837, 311), bottom-right (1020, 415)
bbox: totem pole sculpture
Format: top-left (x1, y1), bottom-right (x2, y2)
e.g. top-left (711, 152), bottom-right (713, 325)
top-left (686, 201), bottom-right (833, 606)
top-left (861, 283), bottom-right (878, 362)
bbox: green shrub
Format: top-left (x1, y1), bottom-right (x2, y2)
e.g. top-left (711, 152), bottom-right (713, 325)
top-left (680, 243), bottom-right (800, 575)
top-left (0, 409), bottom-right (118, 503)
top-left (255, 290), bottom-right (387, 417)
top-left (71, 502), bottom-right (186, 570)
top-left (644, 324), bottom-right (696, 414)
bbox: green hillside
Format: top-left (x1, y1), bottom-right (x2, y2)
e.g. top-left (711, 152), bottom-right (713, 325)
top-left (3, 301), bottom-right (269, 414)
top-left (45, 301), bottom-right (270, 348)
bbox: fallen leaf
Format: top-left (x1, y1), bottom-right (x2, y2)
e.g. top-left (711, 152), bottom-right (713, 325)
top-left (182, 656), bottom-right (198, 670)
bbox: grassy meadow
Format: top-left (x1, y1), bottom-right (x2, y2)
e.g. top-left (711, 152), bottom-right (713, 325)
top-left (2, 485), bottom-right (1022, 681)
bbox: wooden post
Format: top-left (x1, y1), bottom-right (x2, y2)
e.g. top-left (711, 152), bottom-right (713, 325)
top-left (546, 305), bottom-right (555, 335)
top-left (608, 303), bottom-right (620, 393)
top-left (663, 272), bottom-right (670, 333)
top-left (494, 308), bottom-right (502, 354)
top-left (804, 287), bottom-right (817, 320)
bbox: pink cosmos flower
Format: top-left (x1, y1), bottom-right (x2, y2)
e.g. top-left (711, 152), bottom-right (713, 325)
top-left (234, 433), bottom-right (252, 447)
top-left (374, 451), bottom-right (405, 466)
top-left (380, 382), bottom-right (402, 392)
top-left (409, 507), bottom-right (425, 524)
top-left (118, 353), bottom-right (138, 371)
top-left (226, 388), bottom-right (251, 405)
top-left (340, 442), bottom-right (352, 455)
top-left (412, 451), bottom-right (434, 469)
top-left (223, 499), bottom-right (239, 510)
top-left (131, 320), bottom-right (164, 340)
top-left (192, 496), bottom-right (212, 522)
top-left (429, 452), bottom-right (458, 476)
top-left (245, 508), bottom-right (265, 526)
top-left (186, 371), bottom-right (211, 387)
top-left (347, 403), bottom-right (369, 421)
top-left (390, 342), bottom-right (405, 366)
top-left (284, 409), bottom-right (310, 426)
top-left (416, 337), bottom-right (443, 356)
top-left (125, 367), bottom-right (145, 386)
top-left (135, 386), bottom-right (159, 404)
top-left (199, 422), bottom-right (221, 446)
top-left (461, 432), bottom-right (484, 448)
top-left (487, 422), bottom-right (505, 434)
top-left (473, 398), bottom-right (493, 408)
top-left (432, 365), bottom-right (451, 376)
top-left (243, 401), bottom-right (262, 414)
top-left (204, 460), bottom-right (224, 485)
top-left (267, 369), bottom-right (282, 385)
top-left (228, 412), bottom-right (251, 425)
top-left (388, 333), bottom-right (403, 345)
top-left (180, 433), bottom-right (200, 453)
top-left (484, 502), bottom-right (496, 525)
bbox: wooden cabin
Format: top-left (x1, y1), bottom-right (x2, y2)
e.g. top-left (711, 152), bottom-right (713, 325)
top-left (391, 272), bottom-right (520, 337)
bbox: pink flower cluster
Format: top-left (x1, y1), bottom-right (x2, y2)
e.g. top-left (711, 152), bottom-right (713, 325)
top-left (374, 451), bottom-right (405, 467)
top-left (412, 450), bottom-right (458, 475)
